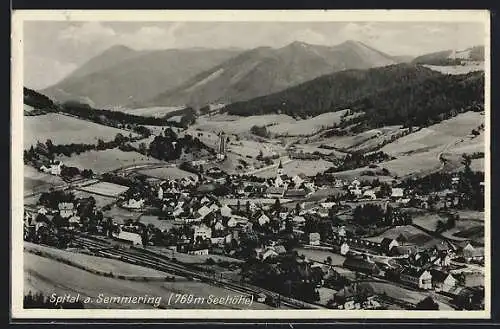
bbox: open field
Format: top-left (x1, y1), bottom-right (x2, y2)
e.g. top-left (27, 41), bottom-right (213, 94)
top-left (423, 63), bottom-right (484, 75)
top-left (24, 242), bottom-right (173, 278)
top-left (138, 166), bottom-right (196, 180)
top-left (327, 167), bottom-right (394, 183)
top-left (24, 165), bottom-right (66, 195)
top-left (412, 213), bottom-right (448, 232)
top-left (191, 114), bottom-right (296, 135)
top-left (365, 281), bottom-right (453, 310)
top-left (381, 112), bottom-right (484, 157)
top-left (24, 252), bottom-right (271, 309)
top-left (24, 113), bottom-right (137, 149)
top-left (228, 139), bottom-right (281, 158)
top-left (78, 181), bottom-right (129, 197)
top-left (294, 248), bottom-right (346, 266)
top-left (255, 159), bottom-right (333, 178)
top-left (116, 106), bottom-right (185, 117)
top-left (72, 190), bottom-right (117, 208)
top-left (138, 215), bottom-right (179, 232)
top-left (103, 205), bottom-right (142, 223)
top-left (56, 148), bottom-right (163, 173)
top-left (267, 111), bottom-right (348, 137)
top-left (147, 246), bottom-right (244, 264)
top-left (365, 225), bottom-right (435, 245)
top-left (317, 126), bottom-right (403, 152)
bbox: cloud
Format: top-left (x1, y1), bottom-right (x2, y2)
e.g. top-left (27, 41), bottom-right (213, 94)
top-left (23, 21), bottom-right (486, 88)
top-left (58, 21), bottom-right (116, 46)
top-left (24, 55), bottom-right (77, 89)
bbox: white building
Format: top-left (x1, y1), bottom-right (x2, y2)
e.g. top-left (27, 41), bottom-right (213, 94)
top-left (309, 232), bottom-right (321, 246)
top-left (220, 205), bottom-right (232, 217)
top-left (188, 248), bottom-right (209, 256)
top-left (391, 188), bottom-right (404, 199)
top-left (197, 205), bottom-right (212, 218)
top-left (123, 198), bottom-right (145, 209)
top-left (340, 242), bottom-right (350, 256)
top-left (113, 230), bottom-right (143, 246)
top-left (400, 269), bottom-right (432, 290)
top-left (58, 202), bottom-right (75, 218)
top-left (193, 224), bottom-right (212, 240)
top-left (257, 213), bottom-right (270, 226)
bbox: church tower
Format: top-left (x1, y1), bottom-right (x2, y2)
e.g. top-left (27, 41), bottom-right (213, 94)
top-left (277, 160), bottom-right (284, 176)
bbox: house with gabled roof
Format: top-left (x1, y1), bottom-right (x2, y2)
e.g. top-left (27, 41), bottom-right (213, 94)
top-left (400, 268), bottom-right (432, 290)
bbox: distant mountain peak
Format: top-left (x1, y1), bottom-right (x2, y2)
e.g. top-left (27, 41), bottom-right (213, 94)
top-left (102, 44), bottom-right (135, 53)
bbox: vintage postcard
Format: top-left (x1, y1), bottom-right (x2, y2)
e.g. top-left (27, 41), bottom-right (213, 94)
top-left (11, 10), bottom-right (490, 320)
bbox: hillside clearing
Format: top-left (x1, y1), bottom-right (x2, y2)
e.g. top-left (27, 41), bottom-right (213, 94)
top-left (381, 112), bottom-right (484, 157)
top-left (138, 166), bottom-right (197, 180)
top-left (24, 113), bottom-right (137, 149)
top-left (423, 64), bottom-right (484, 75)
top-left (78, 181), bottom-right (129, 197)
top-left (191, 114), bottom-right (296, 135)
top-left (116, 106), bottom-right (185, 117)
top-left (56, 149), bottom-right (163, 173)
top-left (267, 111), bottom-right (348, 137)
top-left (24, 165), bottom-right (66, 195)
top-left (254, 159), bottom-right (333, 178)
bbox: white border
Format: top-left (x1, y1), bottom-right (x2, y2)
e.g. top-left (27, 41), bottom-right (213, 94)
top-left (11, 9), bottom-right (491, 320)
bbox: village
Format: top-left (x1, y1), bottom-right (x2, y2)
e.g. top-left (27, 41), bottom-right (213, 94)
top-left (23, 129), bottom-right (485, 311)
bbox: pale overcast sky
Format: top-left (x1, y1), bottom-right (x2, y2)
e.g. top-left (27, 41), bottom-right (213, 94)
top-left (24, 21), bottom-right (485, 89)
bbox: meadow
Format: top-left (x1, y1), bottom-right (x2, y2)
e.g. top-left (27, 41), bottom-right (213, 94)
top-left (24, 165), bottom-right (66, 195)
top-left (56, 149), bottom-right (162, 173)
top-left (77, 181), bottom-right (129, 197)
top-left (138, 166), bottom-right (197, 180)
top-left (24, 113), bottom-right (137, 148)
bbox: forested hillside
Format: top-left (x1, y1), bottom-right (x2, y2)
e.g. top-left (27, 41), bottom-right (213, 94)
top-left (224, 64), bottom-right (484, 128)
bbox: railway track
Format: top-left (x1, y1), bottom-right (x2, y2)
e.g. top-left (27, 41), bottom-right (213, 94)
top-left (73, 235), bottom-right (323, 309)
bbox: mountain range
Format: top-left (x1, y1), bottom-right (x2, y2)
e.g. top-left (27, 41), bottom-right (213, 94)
top-left (141, 40), bottom-right (401, 108)
top-left (412, 45), bottom-right (484, 65)
top-left (40, 46), bottom-right (241, 108)
top-left (40, 40), bottom-right (403, 109)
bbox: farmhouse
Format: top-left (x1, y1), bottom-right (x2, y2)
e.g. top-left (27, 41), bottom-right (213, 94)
top-left (40, 160), bottom-right (63, 176)
top-left (400, 268), bottom-right (432, 290)
top-left (430, 269), bottom-right (457, 292)
top-left (380, 238), bottom-right (399, 254)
